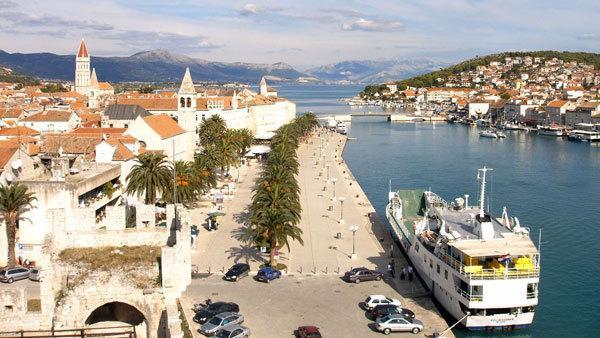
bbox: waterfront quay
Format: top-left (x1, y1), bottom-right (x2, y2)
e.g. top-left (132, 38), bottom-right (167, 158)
top-left (181, 129), bottom-right (452, 337)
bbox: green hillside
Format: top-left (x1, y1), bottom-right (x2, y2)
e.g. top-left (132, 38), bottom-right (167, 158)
top-left (0, 67), bottom-right (40, 86)
top-left (363, 51), bottom-right (600, 92)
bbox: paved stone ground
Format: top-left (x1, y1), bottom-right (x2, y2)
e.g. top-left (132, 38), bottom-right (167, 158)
top-left (183, 129), bottom-right (453, 337)
top-left (181, 275), bottom-right (446, 338)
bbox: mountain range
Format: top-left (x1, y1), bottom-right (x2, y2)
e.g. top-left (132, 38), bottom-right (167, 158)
top-left (305, 59), bottom-right (451, 83)
top-left (0, 49), bottom-right (449, 84)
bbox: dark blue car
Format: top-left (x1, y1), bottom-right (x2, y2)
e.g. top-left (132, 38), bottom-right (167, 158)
top-left (256, 266), bottom-right (281, 283)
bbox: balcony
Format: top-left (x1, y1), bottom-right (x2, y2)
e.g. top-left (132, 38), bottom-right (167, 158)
top-left (455, 286), bottom-right (483, 302)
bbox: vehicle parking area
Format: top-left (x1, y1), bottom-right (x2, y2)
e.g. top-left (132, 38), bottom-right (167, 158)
top-left (182, 274), bottom-right (443, 338)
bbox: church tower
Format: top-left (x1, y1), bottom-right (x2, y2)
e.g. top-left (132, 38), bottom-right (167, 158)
top-left (177, 68), bottom-right (197, 133)
top-left (88, 68), bottom-right (99, 108)
top-left (75, 39), bottom-right (91, 96)
top-left (259, 76), bottom-right (268, 96)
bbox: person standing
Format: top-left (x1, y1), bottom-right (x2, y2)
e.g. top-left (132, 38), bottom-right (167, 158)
top-left (400, 266), bottom-right (406, 280)
top-left (408, 265), bottom-right (414, 281)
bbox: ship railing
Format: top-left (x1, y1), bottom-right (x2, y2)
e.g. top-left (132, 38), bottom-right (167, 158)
top-left (440, 253), bottom-right (540, 280)
top-left (526, 291), bottom-right (538, 299)
top-left (455, 286), bottom-right (483, 302)
top-left (424, 191), bottom-right (450, 208)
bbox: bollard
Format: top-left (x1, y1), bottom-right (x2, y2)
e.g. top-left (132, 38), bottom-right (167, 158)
top-left (222, 266), bottom-right (225, 273)
top-left (300, 266), bottom-right (303, 274)
top-left (208, 266), bottom-right (211, 274)
top-left (313, 266), bottom-right (317, 274)
top-left (325, 267), bottom-right (328, 274)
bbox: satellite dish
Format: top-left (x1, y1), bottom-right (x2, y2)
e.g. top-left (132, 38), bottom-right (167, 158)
top-left (5, 173), bottom-right (12, 182)
top-left (11, 159), bottom-right (22, 170)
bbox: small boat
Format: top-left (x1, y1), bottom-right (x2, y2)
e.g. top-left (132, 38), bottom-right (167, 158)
top-left (336, 122), bottom-right (348, 135)
top-left (479, 129), bottom-right (498, 138)
top-left (537, 125), bottom-right (565, 136)
top-left (568, 123), bottom-right (600, 142)
top-left (496, 130), bottom-right (507, 138)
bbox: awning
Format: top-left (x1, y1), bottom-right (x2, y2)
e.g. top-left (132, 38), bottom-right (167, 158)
top-left (249, 145), bottom-right (271, 154)
top-left (449, 235), bottom-right (539, 257)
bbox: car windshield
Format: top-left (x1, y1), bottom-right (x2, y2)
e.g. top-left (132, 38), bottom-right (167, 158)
top-left (208, 317), bottom-right (223, 325)
top-left (0, 270), bottom-right (5, 276)
top-left (31, 269), bottom-right (38, 274)
top-left (385, 297), bottom-right (393, 302)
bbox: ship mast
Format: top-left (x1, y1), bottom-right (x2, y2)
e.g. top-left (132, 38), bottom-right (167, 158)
top-left (477, 166), bottom-right (493, 218)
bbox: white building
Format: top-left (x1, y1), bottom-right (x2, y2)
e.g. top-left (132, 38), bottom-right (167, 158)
top-left (74, 39), bottom-right (90, 96)
top-left (124, 114), bottom-right (193, 161)
top-left (18, 110), bottom-right (81, 133)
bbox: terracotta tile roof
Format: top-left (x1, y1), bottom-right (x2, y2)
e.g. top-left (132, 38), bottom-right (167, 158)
top-left (143, 115), bottom-right (185, 139)
top-left (577, 102), bottom-right (600, 109)
top-left (79, 113), bottom-right (102, 123)
top-left (247, 95), bottom-right (278, 106)
top-left (0, 126), bottom-right (41, 137)
top-left (40, 134), bottom-right (99, 155)
top-left (69, 127), bottom-right (126, 136)
top-left (99, 82), bottom-right (113, 90)
top-left (106, 139), bottom-right (134, 161)
top-left (20, 110), bottom-right (75, 122)
top-left (196, 97), bottom-right (232, 110)
top-left (0, 146), bottom-right (18, 168)
top-left (1, 107), bottom-right (23, 119)
top-left (547, 99), bottom-right (568, 108)
top-left (77, 39), bottom-right (89, 58)
top-left (118, 98), bottom-right (177, 111)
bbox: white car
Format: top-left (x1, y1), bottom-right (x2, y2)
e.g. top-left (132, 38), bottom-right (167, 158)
top-left (364, 295), bottom-right (401, 311)
top-left (375, 314), bottom-right (424, 335)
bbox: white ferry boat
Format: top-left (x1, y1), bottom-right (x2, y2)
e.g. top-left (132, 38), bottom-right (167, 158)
top-left (568, 123), bottom-right (600, 142)
top-left (479, 130), bottom-right (499, 138)
top-left (386, 167), bottom-right (540, 331)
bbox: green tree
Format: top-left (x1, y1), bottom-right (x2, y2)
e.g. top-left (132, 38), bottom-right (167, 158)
top-left (126, 153), bottom-right (172, 204)
top-left (0, 183), bottom-right (36, 267)
top-left (198, 115), bottom-right (227, 147)
top-left (163, 161), bottom-right (196, 205)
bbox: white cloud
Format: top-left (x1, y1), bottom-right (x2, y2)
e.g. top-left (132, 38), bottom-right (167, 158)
top-left (341, 18), bottom-right (404, 32)
top-left (577, 33), bottom-right (600, 41)
top-left (239, 3), bottom-right (284, 16)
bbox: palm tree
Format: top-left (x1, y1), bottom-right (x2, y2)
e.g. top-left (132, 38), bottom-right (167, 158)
top-left (0, 183), bottom-right (36, 266)
top-left (198, 115), bottom-right (226, 147)
top-left (233, 128), bottom-right (254, 156)
top-left (218, 130), bottom-right (240, 172)
top-left (193, 154), bottom-right (217, 194)
top-left (164, 161), bottom-right (196, 205)
top-left (126, 153), bottom-right (172, 204)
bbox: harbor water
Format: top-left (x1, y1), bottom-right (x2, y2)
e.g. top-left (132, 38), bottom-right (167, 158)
top-left (278, 84), bottom-right (600, 338)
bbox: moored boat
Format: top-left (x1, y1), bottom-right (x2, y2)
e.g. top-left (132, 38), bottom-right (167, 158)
top-left (386, 168), bottom-right (540, 331)
top-left (537, 124), bottom-right (565, 136)
top-left (479, 129), bottom-right (499, 138)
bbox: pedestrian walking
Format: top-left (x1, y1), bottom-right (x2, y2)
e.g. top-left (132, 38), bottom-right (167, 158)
top-left (400, 266), bottom-right (406, 280)
top-left (408, 265), bottom-right (414, 281)
top-left (390, 264), bottom-right (396, 278)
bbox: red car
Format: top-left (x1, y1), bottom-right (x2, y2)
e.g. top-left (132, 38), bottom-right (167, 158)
top-left (297, 326), bottom-right (322, 338)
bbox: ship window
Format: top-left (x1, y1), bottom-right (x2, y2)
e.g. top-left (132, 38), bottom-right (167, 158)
top-left (415, 243), bottom-right (419, 252)
top-left (423, 256), bottom-right (426, 263)
top-left (444, 270), bottom-right (448, 279)
top-left (430, 260), bottom-right (433, 269)
top-left (436, 264), bottom-right (440, 274)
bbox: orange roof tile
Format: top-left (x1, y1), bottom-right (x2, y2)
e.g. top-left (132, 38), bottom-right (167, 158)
top-left (118, 98), bottom-right (178, 111)
top-left (0, 146), bottom-right (18, 168)
top-left (547, 100), bottom-right (568, 108)
top-left (20, 110), bottom-right (75, 122)
top-left (0, 126), bottom-right (41, 137)
top-left (69, 127), bottom-right (126, 136)
top-left (142, 115), bottom-right (185, 139)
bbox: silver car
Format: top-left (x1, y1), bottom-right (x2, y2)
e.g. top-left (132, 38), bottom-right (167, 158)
top-left (0, 267), bottom-right (30, 283)
top-left (29, 268), bottom-right (41, 282)
top-left (200, 312), bottom-right (244, 336)
top-left (375, 314), bottom-right (424, 335)
top-left (215, 324), bottom-right (251, 338)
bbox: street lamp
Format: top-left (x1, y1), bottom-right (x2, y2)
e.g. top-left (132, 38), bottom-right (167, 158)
top-left (339, 197), bottom-right (346, 223)
top-left (331, 178), bottom-right (337, 198)
top-left (350, 224), bottom-right (358, 259)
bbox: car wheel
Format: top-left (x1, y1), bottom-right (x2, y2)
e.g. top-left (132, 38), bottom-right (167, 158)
top-left (412, 327), bottom-right (420, 334)
top-left (376, 275), bottom-right (382, 281)
top-left (383, 328), bottom-right (391, 335)
top-left (355, 279), bottom-right (360, 284)
top-left (8, 278), bottom-right (13, 284)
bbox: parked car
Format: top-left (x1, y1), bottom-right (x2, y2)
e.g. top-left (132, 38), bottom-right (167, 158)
top-left (297, 325), bottom-right (322, 338)
top-left (224, 263), bottom-right (250, 282)
top-left (215, 324), bottom-right (251, 338)
top-left (256, 266), bottom-right (281, 283)
top-left (371, 304), bottom-right (415, 320)
top-left (0, 267), bottom-right (30, 283)
top-left (28, 268), bottom-right (41, 282)
top-left (200, 312), bottom-right (244, 336)
top-left (375, 314), bottom-right (423, 335)
top-left (194, 302), bottom-right (240, 324)
top-left (344, 267), bottom-right (383, 283)
top-left (364, 295), bottom-right (402, 311)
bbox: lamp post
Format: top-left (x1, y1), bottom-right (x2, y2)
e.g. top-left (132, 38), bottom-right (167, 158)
top-left (350, 224), bottom-right (358, 259)
top-left (331, 178), bottom-right (337, 198)
top-left (339, 197), bottom-right (346, 223)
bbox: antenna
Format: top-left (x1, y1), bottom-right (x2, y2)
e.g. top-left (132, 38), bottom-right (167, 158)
top-left (477, 166), bottom-right (493, 218)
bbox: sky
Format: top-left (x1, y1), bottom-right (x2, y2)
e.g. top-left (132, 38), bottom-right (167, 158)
top-left (0, 0), bottom-right (599, 69)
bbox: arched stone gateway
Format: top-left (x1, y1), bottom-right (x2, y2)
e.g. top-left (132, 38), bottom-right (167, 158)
top-left (85, 301), bottom-right (149, 338)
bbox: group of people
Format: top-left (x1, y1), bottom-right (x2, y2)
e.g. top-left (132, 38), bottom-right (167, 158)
top-left (387, 259), bottom-right (414, 281)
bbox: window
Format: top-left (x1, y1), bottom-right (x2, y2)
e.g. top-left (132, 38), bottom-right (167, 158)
top-left (430, 260), bottom-right (433, 269)
top-left (186, 97), bottom-right (192, 107)
top-left (415, 243), bottom-right (419, 252)
top-left (437, 264), bottom-right (440, 274)
top-left (180, 97), bottom-right (185, 107)
top-left (444, 270), bottom-right (448, 280)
